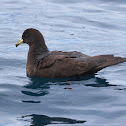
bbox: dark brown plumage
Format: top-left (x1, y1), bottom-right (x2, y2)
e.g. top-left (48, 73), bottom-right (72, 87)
top-left (16, 28), bottom-right (126, 78)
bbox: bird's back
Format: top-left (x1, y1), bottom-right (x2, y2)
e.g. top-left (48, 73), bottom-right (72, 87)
top-left (33, 51), bottom-right (98, 77)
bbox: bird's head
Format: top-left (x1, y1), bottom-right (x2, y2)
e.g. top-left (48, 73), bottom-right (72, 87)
top-left (16, 28), bottom-right (45, 47)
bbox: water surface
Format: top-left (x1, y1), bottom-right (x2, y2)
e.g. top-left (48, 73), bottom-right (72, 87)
top-left (0, 0), bottom-right (126, 126)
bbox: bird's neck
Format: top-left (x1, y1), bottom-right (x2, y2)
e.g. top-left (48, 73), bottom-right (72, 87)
top-left (27, 44), bottom-right (49, 67)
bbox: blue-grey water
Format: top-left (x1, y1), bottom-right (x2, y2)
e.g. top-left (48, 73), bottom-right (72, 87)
top-left (0, 0), bottom-right (126, 126)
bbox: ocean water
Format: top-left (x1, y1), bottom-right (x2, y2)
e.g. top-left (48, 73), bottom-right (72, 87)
top-left (0, 0), bottom-right (126, 126)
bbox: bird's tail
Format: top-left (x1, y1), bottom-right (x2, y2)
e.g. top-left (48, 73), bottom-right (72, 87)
top-left (85, 55), bottom-right (126, 75)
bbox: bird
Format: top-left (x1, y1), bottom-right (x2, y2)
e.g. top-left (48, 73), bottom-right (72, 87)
top-left (15, 28), bottom-right (126, 78)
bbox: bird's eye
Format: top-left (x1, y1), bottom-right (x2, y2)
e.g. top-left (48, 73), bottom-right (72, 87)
top-left (24, 35), bottom-right (29, 38)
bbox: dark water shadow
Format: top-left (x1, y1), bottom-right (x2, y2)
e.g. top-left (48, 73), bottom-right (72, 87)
top-left (19, 114), bottom-right (86, 126)
top-left (21, 75), bottom-right (117, 98)
top-left (85, 76), bottom-right (117, 87)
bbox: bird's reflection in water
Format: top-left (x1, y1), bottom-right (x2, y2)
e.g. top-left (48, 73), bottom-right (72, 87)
top-left (20, 114), bottom-right (86, 126)
top-left (20, 76), bottom-right (117, 125)
top-left (85, 76), bottom-right (117, 87)
top-left (21, 75), bottom-right (117, 98)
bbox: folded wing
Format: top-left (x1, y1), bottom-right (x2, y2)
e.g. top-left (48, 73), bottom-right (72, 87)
top-left (36, 52), bottom-right (126, 77)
